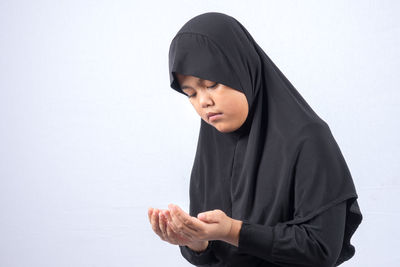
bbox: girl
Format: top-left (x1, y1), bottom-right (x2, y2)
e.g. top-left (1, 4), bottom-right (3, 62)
top-left (148, 12), bottom-right (362, 267)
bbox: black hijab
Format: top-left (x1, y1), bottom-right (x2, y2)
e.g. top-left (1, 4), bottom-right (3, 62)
top-left (168, 12), bottom-right (362, 266)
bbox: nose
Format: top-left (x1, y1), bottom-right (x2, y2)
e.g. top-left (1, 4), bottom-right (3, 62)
top-left (199, 90), bottom-right (213, 108)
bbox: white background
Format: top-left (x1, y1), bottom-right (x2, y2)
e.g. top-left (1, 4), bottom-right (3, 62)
top-left (0, 0), bottom-right (399, 266)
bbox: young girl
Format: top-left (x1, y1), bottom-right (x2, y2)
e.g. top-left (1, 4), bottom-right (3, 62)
top-left (148, 12), bottom-right (362, 267)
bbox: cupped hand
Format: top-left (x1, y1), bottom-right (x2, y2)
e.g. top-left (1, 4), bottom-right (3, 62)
top-left (148, 204), bottom-right (241, 249)
top-left (167, 203), bottom-right (234, 243)
top-left (148, 207), bottom-right (208, 251)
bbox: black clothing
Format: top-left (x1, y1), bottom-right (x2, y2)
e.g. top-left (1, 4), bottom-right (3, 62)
top-left (168, 12), bottom-right (362, 267)
top-left (180, 200), bottom-right (347, 267)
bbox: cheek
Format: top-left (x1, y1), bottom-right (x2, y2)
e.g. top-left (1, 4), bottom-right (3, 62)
top-left (192, 104), bottom-right (204, 118)
top-left (222, 97), bottom-right (246, 120)
top-left (219, 99), bottom-right (236, 115)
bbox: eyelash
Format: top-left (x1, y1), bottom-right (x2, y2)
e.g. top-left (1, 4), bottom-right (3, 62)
top-left (187, 83), bottom-right (218, 98)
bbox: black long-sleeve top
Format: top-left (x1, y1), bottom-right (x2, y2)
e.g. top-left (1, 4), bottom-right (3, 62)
top-left (179, 200), bottom-right (347, 267)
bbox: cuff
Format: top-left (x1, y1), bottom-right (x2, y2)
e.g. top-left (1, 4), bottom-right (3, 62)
top-left (237, 220), bottom-right (274, 259)
top-left (179, 241), bottom-right (216, 265)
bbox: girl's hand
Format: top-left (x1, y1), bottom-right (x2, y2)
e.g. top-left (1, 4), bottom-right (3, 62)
top-left (148, 207), bottom-right (208, 251)
top-left (167, 203), bottom-right (242, 246)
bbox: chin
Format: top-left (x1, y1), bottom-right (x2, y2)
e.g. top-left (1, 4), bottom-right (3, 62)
top-left (214, 124), bottom-right (236, 133)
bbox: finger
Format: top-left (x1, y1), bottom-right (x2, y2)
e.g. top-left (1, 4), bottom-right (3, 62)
top-left (161, 210), bottom-right (189, 244)
top-left (168, 204), bottom-right (196, 233)
top-left (163, 214), bottom-right (177, 244)
top-left (148, 207), bottom-right (153, 224)
top-left (165, 209), bottom-right (195, 239)
top-left (151, 209), bottom-right (164, 239)
top-left (197, 210), bottom-right (221, 223)
top-left (164, 209), bottom-right (191, 239)
top-left (163, 213), bottom-right (182, 245)
top-left (169, 204), bottom-right (204, 232)
top-left (165, 220), bottom-right (191, 244)
top-left (165, 228), bottom-right (178, 244)
top-left (164, 210), bottom-right (178, 232)
top-left (150, 208), bottom-right (159, 232)
top-left (159, 210), bottom-right (168, 239)
top-left (167, 223), bottom-right (190, 244)
top-left (163, 210), bottom-right (191, 243)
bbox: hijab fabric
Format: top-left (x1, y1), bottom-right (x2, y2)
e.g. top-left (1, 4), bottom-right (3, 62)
top-left (168, 12), bottom-right (362, 266)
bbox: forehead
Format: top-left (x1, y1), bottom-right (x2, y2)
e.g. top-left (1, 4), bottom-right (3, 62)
top-left (176, 73), bottom-right (213, 84)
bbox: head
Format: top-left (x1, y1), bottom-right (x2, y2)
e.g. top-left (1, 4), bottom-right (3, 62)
top-left (175, 72), bottom-right (249, 133)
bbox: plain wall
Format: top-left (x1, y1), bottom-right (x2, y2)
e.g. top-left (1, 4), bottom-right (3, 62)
top-left (1, 0), bottom-right (399, 266)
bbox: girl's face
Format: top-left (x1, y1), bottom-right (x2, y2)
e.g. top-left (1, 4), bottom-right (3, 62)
top-left (176, 73), bottom-right (249, 133)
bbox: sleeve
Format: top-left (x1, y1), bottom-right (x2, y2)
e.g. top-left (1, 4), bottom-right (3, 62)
top-left (238, 123), bottom-right (362, 267)
top-left (238, 200), bottom-right (347, 267)
top-left (179, 240), bottom-right (220, 266)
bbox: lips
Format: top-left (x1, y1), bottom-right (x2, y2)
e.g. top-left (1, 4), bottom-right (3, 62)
top-left (207, 112), bottom-right (222, 119)
top-left (207, 112), bottom-right (223, 122)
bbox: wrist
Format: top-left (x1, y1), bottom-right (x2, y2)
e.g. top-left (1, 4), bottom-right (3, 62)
top-left (223, 218), bottom-right (242, 247)
top-left (187, 240), bottom-right (209, 252)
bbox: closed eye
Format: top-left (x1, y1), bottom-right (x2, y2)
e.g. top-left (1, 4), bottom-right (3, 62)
top-left (208, 82), bottom-right (218, 89)
top-left (186, 82), bottom-right (218, 98)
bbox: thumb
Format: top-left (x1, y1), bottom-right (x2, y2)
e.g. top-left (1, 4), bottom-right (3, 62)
top-left (197, 210), bottom-right (220, 223)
